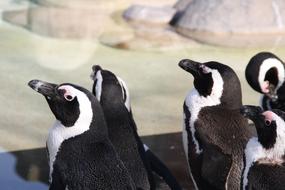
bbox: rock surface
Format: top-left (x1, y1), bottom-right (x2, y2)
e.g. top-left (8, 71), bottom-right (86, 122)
top-left (32, 0), bottom-right (176, 8)
top-left (173, 0), bottom-right (192, 12)
top-left (175, 0), bottom-right (285, 47)
top-left (3, 7), bottom-right (108, 39)
top-left (123, 5), bottom-right (176, 26)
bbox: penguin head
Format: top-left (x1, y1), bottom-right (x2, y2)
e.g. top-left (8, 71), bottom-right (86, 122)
top-left (90, 65), bottom-right (131, 112)
top-left (245, 52), bottom-right (285, 101)
top-left (241, 105), bottom-right (285, 150)
top-left (28, 79), bottom-right (95, 128)
top-left (179, 59), bottom-right (242, 109)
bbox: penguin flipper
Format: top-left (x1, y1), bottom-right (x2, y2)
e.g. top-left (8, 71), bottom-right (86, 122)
top-left (49, 165), bottom-right (66, 190)
top-left (145, 149), bottom-right (182, 190)
top-left (201, 143), bottom-right (232, 190)
top-left (247, 162), bottom-right (285, 190)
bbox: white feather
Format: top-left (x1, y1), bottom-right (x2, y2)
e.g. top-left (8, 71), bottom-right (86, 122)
top-left (184, 68), bottom-right (224, 154)
top-left (116, 76), bottom-right (131, 112)
top-left (95, 70), bottom-right (103, 102)
top-left (258, 58), bottom-right (285, 93)
top-left (243, 112), bottom-right (285, 190)
top-left (47, 85), bottom-right (93, 182)
top-left (182, 114), bottom-right (199, 190)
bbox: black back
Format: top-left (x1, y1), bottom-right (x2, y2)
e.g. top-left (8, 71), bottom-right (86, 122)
top-left (92, 68), bottom-right (155, 190)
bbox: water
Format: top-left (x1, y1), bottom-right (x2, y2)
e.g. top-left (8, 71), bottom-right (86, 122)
top-left (0, 147), bottom-right (48, 190)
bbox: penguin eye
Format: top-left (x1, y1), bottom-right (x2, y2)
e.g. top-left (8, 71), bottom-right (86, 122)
top-left (265, 119), bottom-right (271, 126)
top-left (64, 94), bottom-right (75, 101)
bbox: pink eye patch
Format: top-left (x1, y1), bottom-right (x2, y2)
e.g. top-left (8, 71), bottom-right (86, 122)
top-left (262, 111), bottom-right (274, 125)
top-left (58, 85), bottom-right (75, 101)
top-left (261, 81), bottom-right (270, 93)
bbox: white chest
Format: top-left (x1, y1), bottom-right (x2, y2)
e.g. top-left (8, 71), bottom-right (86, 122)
top-left (47, 117), bottom-right (92, 182)
top-left (184, 88), bottom-right (222, 154)
top-left (243, 137), bottom-right (285, 190)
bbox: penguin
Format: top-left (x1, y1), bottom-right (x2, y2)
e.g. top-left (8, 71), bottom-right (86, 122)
top-left (90, 65), bottom-right (182, 190)
top-left (240, 105), bottom-right (285, 190)
top-left (245, 52), bottom-right (285, 111)
top-left (179, 59), bottom-right (252, 190)
top-left (28, 79), bottom-right (136, 190)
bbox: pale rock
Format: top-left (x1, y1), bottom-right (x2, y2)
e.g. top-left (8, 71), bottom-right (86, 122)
top-left (123, 5), bottom-right (176, 26)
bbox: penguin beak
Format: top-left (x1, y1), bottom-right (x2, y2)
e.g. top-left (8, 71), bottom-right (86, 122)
top-left (240, 105), bottom-right (265, 127)
top-left (90, 65), bottom-right (102, 80)
top-left (28, 79), bottom-right (58, 98)
top-left (240, 105), bottom-right (263, 118)
top-left (178, 59), bottom-right (200, 77)
top-left (267, 84), bottom-right (278, 102)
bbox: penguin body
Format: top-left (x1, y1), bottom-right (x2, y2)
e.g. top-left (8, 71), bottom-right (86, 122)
top-left (91, 65), bottom-right (182, 190)
top-left (241, 106), bottom-right (285, 190)
top-left (179, 60), bottom-right (252, 190)
top-left (245, 52), bottom-right (285, 111)
top-left (28, 80), bottom-right (136, 190)
top-left (91, 66), bottom-right (154, 190)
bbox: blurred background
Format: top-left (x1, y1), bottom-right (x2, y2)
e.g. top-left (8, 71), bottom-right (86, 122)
top-left (0, 0), bottom-right (285, 189)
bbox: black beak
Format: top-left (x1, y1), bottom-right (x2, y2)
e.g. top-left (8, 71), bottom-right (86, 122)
top-left (267, 83), bottom-right (278, 102)
top-left (240, 105), bottom-right (265, 128)
top-left (240, 105), bottom-right (263, 118)
top-left (28, 79), bottom-right (58, 97)
top-left (178, 59), bottom-right (200, 76)
top-left (90, 65), bottom-right (102, 80)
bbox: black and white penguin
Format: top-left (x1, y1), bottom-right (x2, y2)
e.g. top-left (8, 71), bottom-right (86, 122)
top-left (28, 79), bottom-right (136, 190)
top-left (240, 105), bottom-right (285, 190)
top-left (245, 52), bottom-right (285, 111)
top-left (90, 65), bottom-right (182, 190)
top-left (179, 59), bottom-right (252, 190)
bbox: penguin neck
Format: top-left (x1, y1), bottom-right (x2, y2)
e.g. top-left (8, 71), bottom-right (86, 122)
top-left (103, 103), bottom-right (136, 139)
top-left (187, 88), bottom-right (221, 108)
top-left (47, 100), bottom-right (108, 182)
top-left (185, 88), bottom-right (222, 154)
top-left (102, 102), bottom-right (130, 120)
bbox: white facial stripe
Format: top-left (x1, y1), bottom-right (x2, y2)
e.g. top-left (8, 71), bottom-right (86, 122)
top-left (258, 58), bottom-right (285, 92)
top-left (243, 112), bottom-right (285, 190)
top-left (271, 112), bottom-right (285, 151)
top-left (185, 68), bottom-right (224, 154)
top-left (95, 70), bottom-right (103, 102)
top-left (47, 86), bottom-right (93, 182)
top-left (116, 76), bottom-right (131, 112)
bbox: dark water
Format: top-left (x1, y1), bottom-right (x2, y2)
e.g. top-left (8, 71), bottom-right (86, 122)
top-left (0, 148), bottom-right (48, 190)
top-left (0, 132), bottom-right (193, 190)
